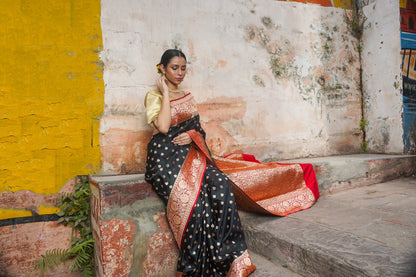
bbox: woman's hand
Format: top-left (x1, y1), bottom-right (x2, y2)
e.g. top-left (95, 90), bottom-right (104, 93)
top-left (156, 76), bottom-right (169, 96)
top-left (173, 132), bottom-right (192, 146)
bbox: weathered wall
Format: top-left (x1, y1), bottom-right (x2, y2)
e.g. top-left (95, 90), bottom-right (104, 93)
top-left (361, 0), bottom-right (404, 153)
top-left (100, 0), bottom-right (361, 174)
top-left (0, 0), bottom-right (103, 275)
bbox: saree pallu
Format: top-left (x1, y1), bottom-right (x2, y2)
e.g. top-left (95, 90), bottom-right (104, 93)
top-left (145, 93), bottom-right (319, 276)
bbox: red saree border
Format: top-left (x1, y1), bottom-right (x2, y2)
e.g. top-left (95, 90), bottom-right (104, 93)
top-left (226, 250), bottom-right (256, 277)
top-left (170, 92), bottom-right (191, 102)
top-left (187, 129), bottom-right (214, 164)
top-left (170, 93), bottom-right (199, 127)
top-left (299, 163), bottom-right (320, 200)
top-left (224, 153), bottom-right (260, 163)
top-left (167, 147), bottom-right (206, 249)
top-left (256, 186), bottom-right (316, 216)
top-left (274, 162), bottom-right (320, 201)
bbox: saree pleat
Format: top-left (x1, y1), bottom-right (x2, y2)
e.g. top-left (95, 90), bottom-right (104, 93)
top-left (145, 93), bottom-right (319, 276)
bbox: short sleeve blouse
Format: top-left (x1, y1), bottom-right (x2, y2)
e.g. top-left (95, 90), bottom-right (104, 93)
top-left (144, 90), bottom-right (163, 128)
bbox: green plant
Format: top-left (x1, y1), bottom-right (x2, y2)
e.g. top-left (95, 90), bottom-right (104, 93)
top-left (344, 2), bottom-right (367, 40)
top-left (361, 140), bottom-right (368, 152)
top-left (359, 118), bottom-right (367, 131)
top-left (324, 41), bottom-right (330, 53)
top-left (345, 3), bottom-right (368, 154)
top-left (31, 176), bottom-right (95, 277)
top-left (359, 119), bottom-right (368, 152)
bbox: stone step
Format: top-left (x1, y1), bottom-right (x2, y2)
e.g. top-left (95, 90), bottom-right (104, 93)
top-left (240, 177), bottom-right (416, 277)
top-left (284, 154), bottom-right (416, 194)
top-left (90, 154), bottom-right (416, 276)
top-left (250, 252), bottom-right (302, 277)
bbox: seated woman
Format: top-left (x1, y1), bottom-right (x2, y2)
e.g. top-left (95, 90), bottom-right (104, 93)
top-left (144, 49), bottom-right (319, 277)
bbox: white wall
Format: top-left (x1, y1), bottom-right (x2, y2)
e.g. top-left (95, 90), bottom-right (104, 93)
top-left (100, 0), bottom-right (362, 173)
top-left (362, 0), bottom-right (404, 153)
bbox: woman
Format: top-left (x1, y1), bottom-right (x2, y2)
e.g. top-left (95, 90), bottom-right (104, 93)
top-left (144, 49), bottom-right (319, 276)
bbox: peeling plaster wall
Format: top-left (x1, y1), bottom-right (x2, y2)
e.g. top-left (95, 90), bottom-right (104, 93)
top-left (361, 0), bottom-right (404, 153)
top-left (100, 0), bottom-right (362, 174)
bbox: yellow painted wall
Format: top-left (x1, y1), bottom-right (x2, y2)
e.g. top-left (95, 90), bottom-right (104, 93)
top-left (0, 1), bottom-right (103, 219)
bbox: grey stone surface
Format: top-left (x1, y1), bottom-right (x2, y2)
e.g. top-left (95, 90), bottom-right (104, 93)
top-left (250, 252), bottom-right (302, 277)
top-left (283, 154), bottom-right (416, 193)
top-left (90, 155), bottom-right (416, 276)
top-left (243, 177), bottom-right (416, 277)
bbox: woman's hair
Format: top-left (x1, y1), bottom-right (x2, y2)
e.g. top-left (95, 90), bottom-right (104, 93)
top-left (157, 49), bottom-right (187, 74)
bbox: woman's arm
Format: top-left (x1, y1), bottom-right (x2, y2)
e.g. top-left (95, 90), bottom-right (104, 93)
top-left (153, 77), bottom-right (171, 134)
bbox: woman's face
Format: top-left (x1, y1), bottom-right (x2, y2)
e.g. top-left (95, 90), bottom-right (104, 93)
top-left (162, 56), bottom-right (187, 88)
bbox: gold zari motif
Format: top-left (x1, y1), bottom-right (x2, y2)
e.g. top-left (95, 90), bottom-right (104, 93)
top-left (170, 93), bottom-right (198, 126)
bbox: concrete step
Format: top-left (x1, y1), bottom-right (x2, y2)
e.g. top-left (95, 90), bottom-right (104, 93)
top-left (90, 154), bottom-right (416, 276)
top-left (250, 252), bottom-right (302, 277)
top-left (284, 154), bottom-right (416, 194)
top-left (241, 177), bottom-right (416, 277)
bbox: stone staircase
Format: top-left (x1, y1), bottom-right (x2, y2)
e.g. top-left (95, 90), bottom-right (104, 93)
top-left (246, 154), bottom-right (416, 277)
top-left (244, 178), bottom-right (416, 277)
top-left (90, 154), bottom-right (416, 276)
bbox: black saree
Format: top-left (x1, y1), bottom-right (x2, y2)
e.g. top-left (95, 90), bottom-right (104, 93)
top-left (145, 93), bottom-right (256, 277)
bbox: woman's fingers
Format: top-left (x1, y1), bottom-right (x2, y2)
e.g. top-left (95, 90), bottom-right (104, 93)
top-left (157, 77), bottom-right (169, 95)
top-left (173, 133), bottom-right (191, 145)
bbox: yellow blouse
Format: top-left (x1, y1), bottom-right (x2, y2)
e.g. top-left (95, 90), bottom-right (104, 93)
top-left (144, 90), bottom-right (163, 128)
top-left (144, 90), bottom-right (189, 128)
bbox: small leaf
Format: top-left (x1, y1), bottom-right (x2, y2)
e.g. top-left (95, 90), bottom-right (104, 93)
top-left (56, 211), bottom-right (65, 217)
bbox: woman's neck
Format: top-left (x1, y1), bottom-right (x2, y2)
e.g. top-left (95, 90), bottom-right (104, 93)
top-left (167, 85), bottom-right (178, 91)
top-left (166, 79), bottom-right (179, 91)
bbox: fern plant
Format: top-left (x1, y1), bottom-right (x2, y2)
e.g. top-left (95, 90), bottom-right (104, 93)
top-left (31, 176), bottom-right (95, 277)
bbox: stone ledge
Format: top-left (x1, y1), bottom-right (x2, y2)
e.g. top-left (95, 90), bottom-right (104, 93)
top-left (88, 154), bottom-right (416, 276)
top-left (285, 154), bottom-right (416, 194)
top-left (90, 173), bottom-right (145, 184)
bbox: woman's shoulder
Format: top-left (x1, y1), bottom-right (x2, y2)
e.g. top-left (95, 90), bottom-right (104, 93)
top-left (146, 89), bottom-right (162, 98)
top-left (144, 89), bottom-right (162, 106)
